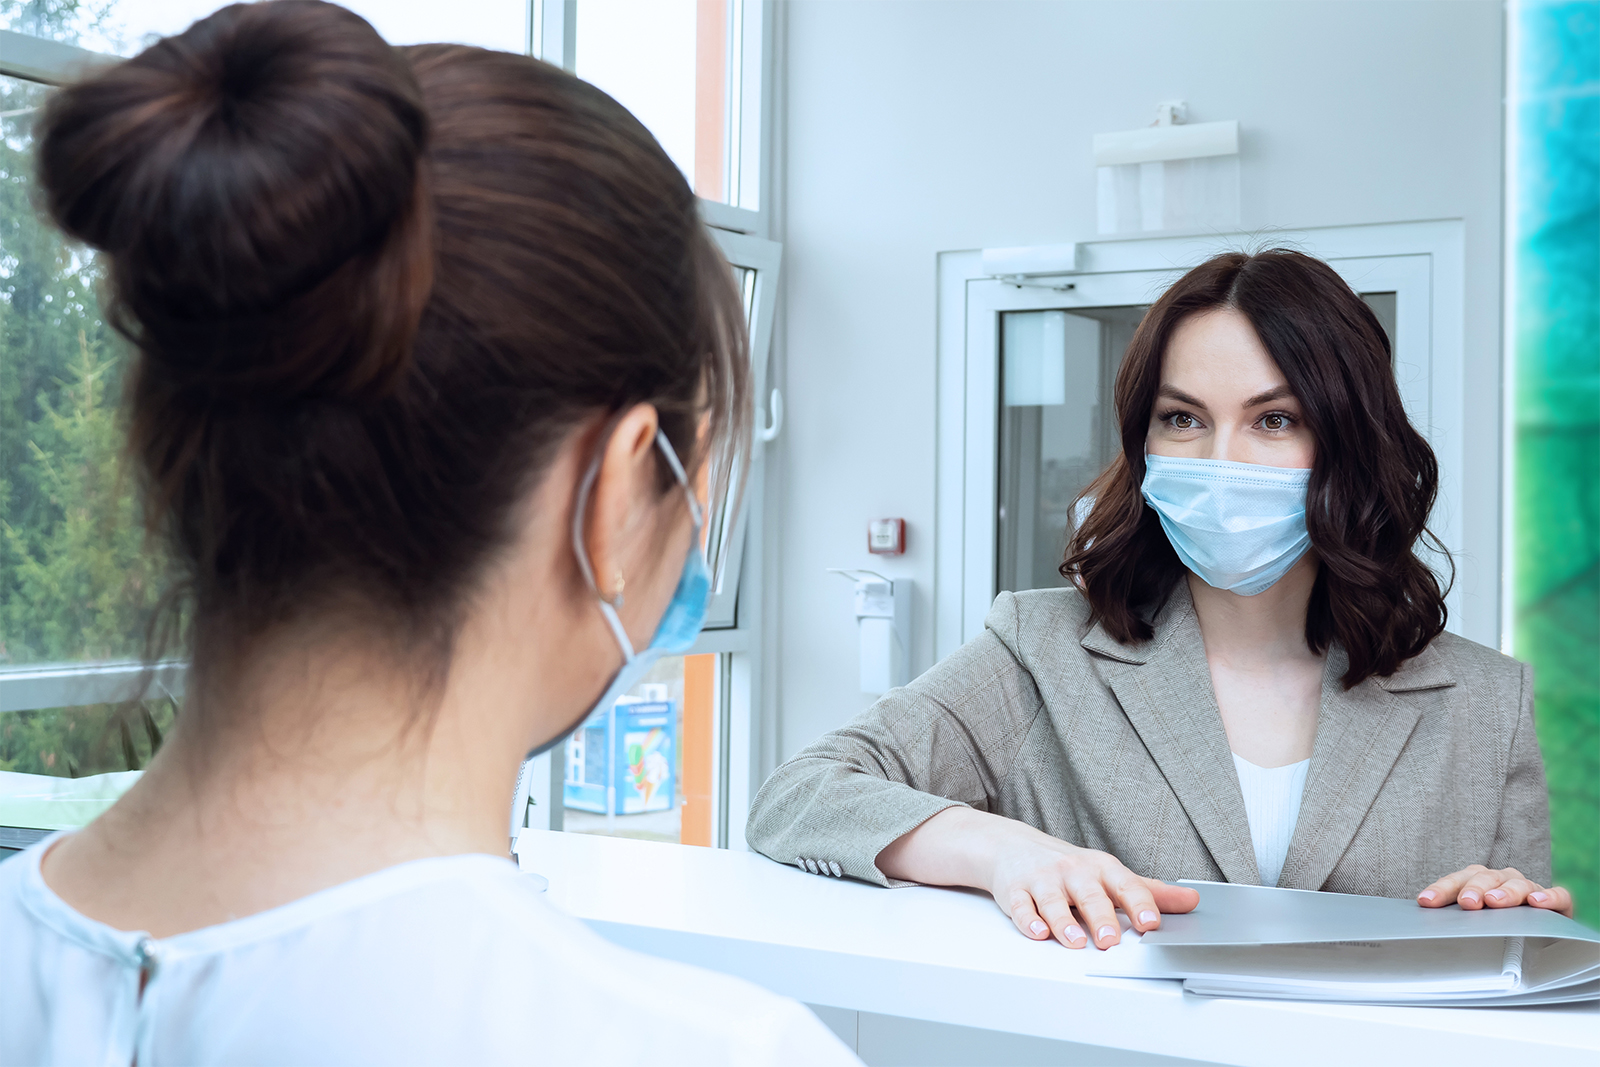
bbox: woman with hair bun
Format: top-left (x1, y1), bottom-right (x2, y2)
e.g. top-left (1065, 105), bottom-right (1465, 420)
top-left (748, 248), bottom-right (1568, 951)
top-left (0, 3), bottom-right (854, 1064)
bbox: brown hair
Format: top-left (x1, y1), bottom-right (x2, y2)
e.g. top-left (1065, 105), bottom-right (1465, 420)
top-left (1062, 249), bottom-right (1447, 688)
top-left (35, 1), bottom-right (749, 696)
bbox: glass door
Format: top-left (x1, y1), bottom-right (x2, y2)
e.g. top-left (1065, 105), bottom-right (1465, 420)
top-left (996, 306), bottom-right (1146, 594)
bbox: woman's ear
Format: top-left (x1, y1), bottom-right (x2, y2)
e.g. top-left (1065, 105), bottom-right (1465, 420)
top-left (584, 403), bottom-right (661, 602)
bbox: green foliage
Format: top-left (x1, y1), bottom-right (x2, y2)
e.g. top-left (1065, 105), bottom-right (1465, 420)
top-left (0, 698), bottom-right (175, 776)
top-left (1, 74), bottom-right (167, 667)
top-left (0, 70), bottom-right (174, 778)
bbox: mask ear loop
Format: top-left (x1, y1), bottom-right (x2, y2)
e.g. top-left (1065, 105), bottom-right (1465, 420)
top-left (652, 428), bottom-right (705, 529)
top-left (571, 420), bottom-right (638, 663)
top-left (571, 423), bottom-right (705, 664)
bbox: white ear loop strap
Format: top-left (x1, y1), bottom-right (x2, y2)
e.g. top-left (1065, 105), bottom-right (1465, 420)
top-left (653, 428), bottom-right (704, 528)
top-left (570, 425), bottom-right (703, 662)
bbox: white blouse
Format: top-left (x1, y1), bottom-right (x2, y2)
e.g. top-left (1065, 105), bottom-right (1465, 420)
top-left (0, 834), bottom-right (856, 1067)
top-left (1231, 752), bottom-right (1311, 887)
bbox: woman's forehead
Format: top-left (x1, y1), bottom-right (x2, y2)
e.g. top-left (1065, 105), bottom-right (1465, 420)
top-left (1161, 309), bottom-right (1292, 397)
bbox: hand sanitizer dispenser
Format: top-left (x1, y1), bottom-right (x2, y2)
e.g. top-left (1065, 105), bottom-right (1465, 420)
top-left (831, 570), bottom-right (912, 694)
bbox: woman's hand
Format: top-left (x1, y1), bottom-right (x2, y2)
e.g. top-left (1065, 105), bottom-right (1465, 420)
top-left (875, 806), bottom-right (1199, 950)
top-left (1418, 865), bottom-right (1573, 918)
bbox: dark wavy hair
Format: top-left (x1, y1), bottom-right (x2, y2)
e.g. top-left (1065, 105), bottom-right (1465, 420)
top-left (35, 1), bottom-right (749, 702)
top-left (1061, 249), bottom-right (1448, 688)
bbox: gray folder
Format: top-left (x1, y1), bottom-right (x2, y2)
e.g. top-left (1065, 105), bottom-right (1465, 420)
top-left (1087, 881), bottom-right (1600, 1006)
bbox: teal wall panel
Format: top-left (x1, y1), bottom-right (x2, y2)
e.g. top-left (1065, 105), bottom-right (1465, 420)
top-left (1512, 0), bottom-right (1599, 927)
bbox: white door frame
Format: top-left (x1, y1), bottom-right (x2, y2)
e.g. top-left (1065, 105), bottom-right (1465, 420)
top-left (935, 220), bottom-right (1474, 661)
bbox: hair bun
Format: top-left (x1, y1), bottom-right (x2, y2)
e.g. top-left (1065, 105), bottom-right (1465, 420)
top-left (37, 0), bottom-right (433, 403)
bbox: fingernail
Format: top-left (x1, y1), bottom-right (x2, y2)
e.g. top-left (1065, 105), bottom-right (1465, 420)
top-left (1462, 891), bottom-right (1479, 904)
top-left (1029, 920), bottom-right (1048, 937)
top-left (1138, 910), bottom-right (1159, 925)
top-left (1065, 925), bottom-right (1085, 942)
top-left (1098, 925), bottom-right (1117, 943)
top-left (1487, 889), bottom-right (1506, 902)
top-left (1531, 892), bottom-right (1548, 904)
top-left (1418, 890), bottom-right (1436, 903)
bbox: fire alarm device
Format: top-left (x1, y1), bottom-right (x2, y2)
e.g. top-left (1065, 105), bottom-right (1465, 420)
top-left (868, 518), bottom-right (906, 556)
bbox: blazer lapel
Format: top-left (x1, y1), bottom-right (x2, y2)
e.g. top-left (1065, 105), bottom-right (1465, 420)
top-left (1278, 643), bottom-right (1454, 890)
top-left (1082, 584), bottom-right (1261, 885)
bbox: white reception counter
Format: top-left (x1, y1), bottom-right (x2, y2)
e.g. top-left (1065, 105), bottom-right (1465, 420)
top-left (514, 830), bottom-right (1599, 1067)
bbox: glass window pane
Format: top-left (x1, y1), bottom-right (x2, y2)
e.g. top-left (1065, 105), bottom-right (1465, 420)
top-left (1, 698), bottom-right (175, 778)
top-left (575, 0), bottom-right (731, 202)
top-left (0, 74), bottom-right (168, 671)
top-left (699, 264), bottom-right (755, 593)
top-left (996, 306), bottom-right (1147, 594)
top-left (2, 2), bottom-right (529, 56)
top-left (1361, 291), bottom-right (1397, 359)
top-left (561, 652), bottom-right (720, 845)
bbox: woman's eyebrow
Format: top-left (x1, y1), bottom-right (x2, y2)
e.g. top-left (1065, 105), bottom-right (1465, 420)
top-left (1242, 384), bottom-right (1296, 408)
top-left (1157, 384), bottom-right (1208, 408)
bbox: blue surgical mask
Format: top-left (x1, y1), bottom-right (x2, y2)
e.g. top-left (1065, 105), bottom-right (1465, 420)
top-left (1140, 454), bottom-right (1312, 597)
top-left (524, 429), bottom-right (709, 759)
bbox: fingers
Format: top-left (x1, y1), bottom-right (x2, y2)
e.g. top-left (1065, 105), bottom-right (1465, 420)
top-left (991, 843), bottom-right (1200, 952)
top-left (1483, 876), bottom-right (1540, 908)
top-left (1417, 864), bottom-right (1487, 907)
top-left (1005, 891), bottom-right (1053, 943)
top-left (1018, 887), bottom-right (1087, 949)
top-left (1421, 867), bottom-right (1575, 918)
top-left (1108, 876), bottom-right (1162, 935)
top-left (1418, 865), bottom-right (1570, 913)
top-left (1457, 866), bottom-right (1521, 910)
top-left (1528, 885), bottom-right (1575, 918)
top-left (1063, 881), bottom-right (1123, 949)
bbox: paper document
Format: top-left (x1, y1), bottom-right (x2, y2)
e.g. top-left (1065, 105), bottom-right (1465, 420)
top-left (1086, 881), bottom-right (1600, 1006)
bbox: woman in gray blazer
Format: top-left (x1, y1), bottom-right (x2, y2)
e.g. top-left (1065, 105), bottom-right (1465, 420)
top-left (748, 249), bottom-right (1570, 951)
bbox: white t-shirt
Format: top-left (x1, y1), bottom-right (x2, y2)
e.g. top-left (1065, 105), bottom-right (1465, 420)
top-left (0, 834), bottom-right (858, 1067)
top-left (1231, 752), bottom-right (1311, 888)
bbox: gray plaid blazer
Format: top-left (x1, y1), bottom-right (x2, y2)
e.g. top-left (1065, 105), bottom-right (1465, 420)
top-left (747, 582), bottom-right (1552, 895)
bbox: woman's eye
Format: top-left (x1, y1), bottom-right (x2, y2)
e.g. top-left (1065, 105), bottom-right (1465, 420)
top-left (1259, 413), bottom-right (1295, 432)
top-left (1169, 413), bottom-right (1197, 430)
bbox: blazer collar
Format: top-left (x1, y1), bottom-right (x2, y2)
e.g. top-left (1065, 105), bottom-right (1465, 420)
top-left (1278, 643), bottom-right (1454, 890)
top-left (1081, 581), bottom-right (1458, 890)
top-left (1082, 582), bottom-right (1261, 885)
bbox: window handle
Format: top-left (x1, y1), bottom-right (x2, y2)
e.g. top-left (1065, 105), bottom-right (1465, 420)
top-left (758, 388), bottom-right (783, 444)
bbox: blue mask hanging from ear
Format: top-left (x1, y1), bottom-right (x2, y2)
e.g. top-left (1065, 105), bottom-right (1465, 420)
top-left (523, 429), bottom-right (709, 760)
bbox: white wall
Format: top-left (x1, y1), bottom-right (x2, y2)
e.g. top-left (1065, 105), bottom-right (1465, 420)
top-left (766, 0), bottom-right (1505, 762)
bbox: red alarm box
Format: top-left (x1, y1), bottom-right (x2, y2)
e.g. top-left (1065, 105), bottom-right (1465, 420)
top-left (868, 518), bottom-right (906, 555)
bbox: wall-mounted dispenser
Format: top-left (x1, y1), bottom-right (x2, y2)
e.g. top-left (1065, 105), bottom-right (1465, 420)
top-left (829, 569), bottom-right (912, 695)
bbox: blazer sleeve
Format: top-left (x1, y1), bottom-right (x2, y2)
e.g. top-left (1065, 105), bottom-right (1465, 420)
top-left (745, 592), bottom-right (1045, 887)
top-left (1487, 661), bottom-right (1554, 885)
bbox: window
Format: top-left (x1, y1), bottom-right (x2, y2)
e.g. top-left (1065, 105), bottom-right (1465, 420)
top-left (2, 4), bottom-right (779, 863)
top-left (539, 0), bottom-right (767, 227)
top-left (0, 66), bottom-right (177, 786)
top-left (549, 230), bottom-right (780, 850)
top-left (3, 2), bottom-right (546, 802)
top-left (560, 653), bottom-right (724, 846)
